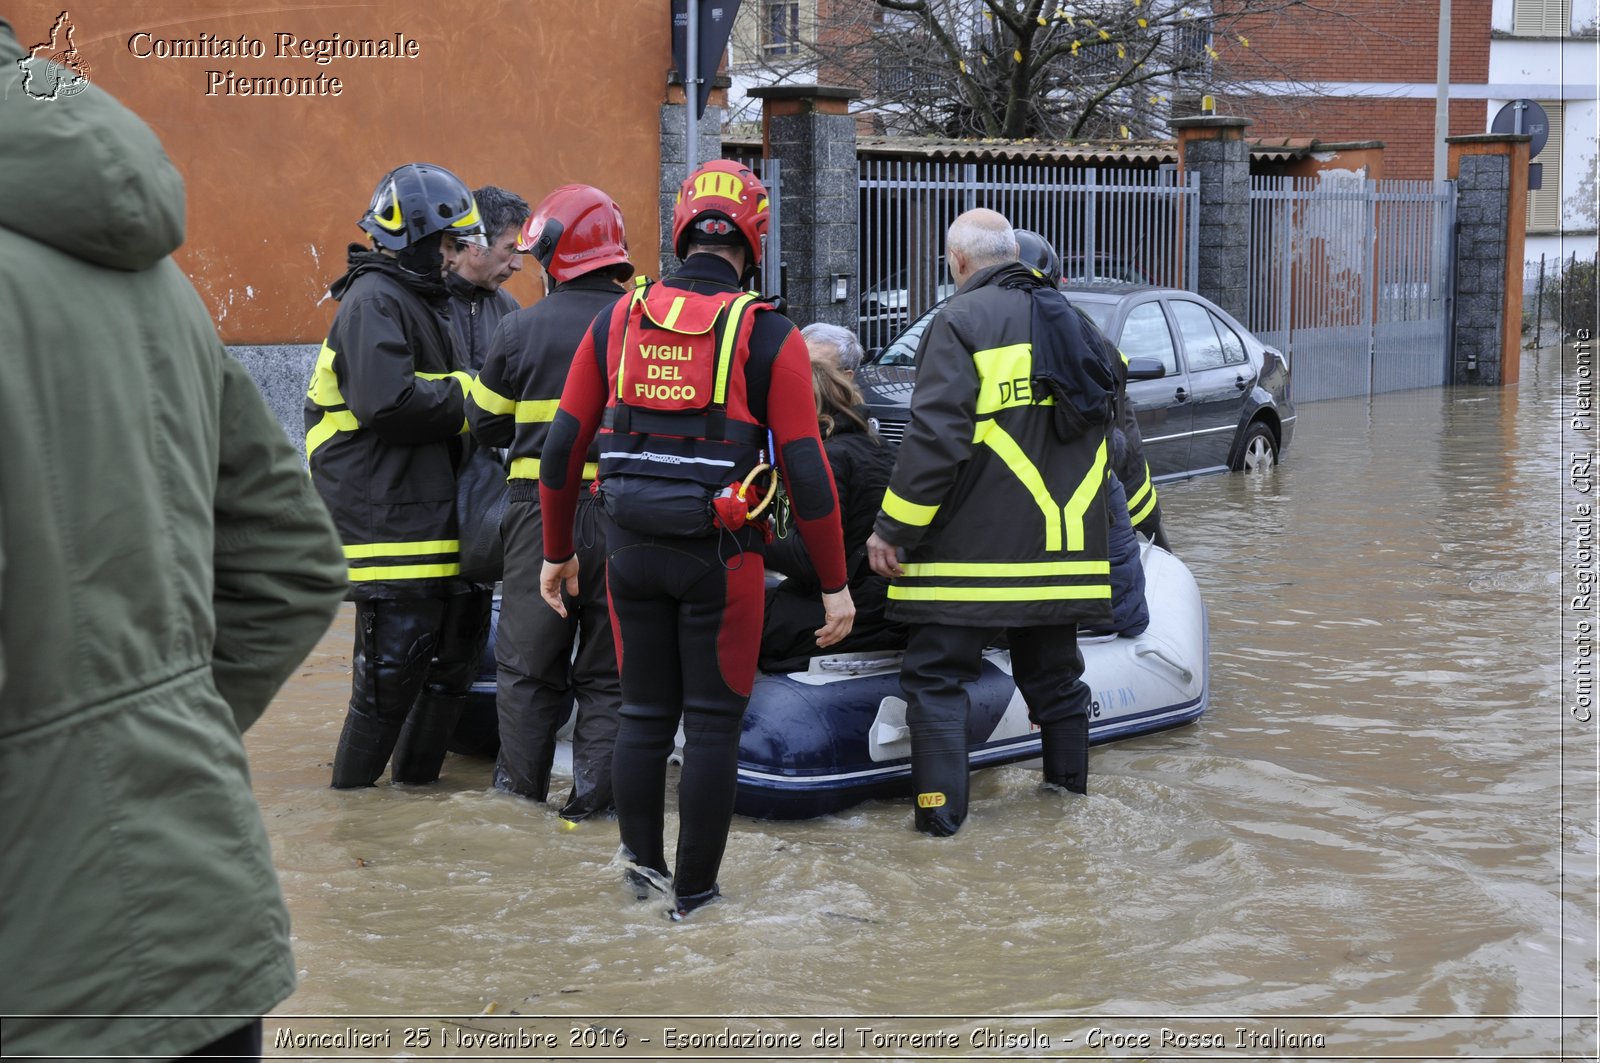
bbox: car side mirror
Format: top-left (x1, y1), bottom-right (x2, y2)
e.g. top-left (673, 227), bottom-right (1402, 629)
top-left (1125, 356), bottom-right (1166, 381)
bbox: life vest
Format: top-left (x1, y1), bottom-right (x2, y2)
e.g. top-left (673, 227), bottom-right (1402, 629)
top-left (598, 280), bottom-right (770, 489)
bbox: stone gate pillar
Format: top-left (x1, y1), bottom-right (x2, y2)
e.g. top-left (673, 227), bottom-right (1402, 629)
top-left (659, 74), bottom-right (726, 276)
top-left (1448, 133), bottom-right (1531, 387)
top-left (748, 84), bottom-right (860, 330)
top-left (1173, 115), bottom-right (1253, 324)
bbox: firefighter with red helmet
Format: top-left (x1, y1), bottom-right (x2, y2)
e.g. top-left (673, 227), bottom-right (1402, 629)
top-left (307, 162), bottom-right (494, 788)
top-left (538, 160), bottom-right (855, 919)
top-left (466, 184), bottom-right (634, 820)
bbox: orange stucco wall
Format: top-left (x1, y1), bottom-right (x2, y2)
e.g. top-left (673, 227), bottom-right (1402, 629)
top-left (8, 2), bottom-right (671, 343)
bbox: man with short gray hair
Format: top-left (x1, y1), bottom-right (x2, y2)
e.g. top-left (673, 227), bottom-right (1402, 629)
top-left (802, 321), bottom-right (866, 374)
top-left (867, 207), bottom-right (1115, 836)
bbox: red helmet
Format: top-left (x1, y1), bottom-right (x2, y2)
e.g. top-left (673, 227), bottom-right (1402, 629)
top-left (672, 160), bottom-right (770, 265)
top-left (518, 184), bottom-right (633, 284)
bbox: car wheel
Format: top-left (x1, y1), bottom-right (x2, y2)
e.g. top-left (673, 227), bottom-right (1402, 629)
top-left (1234, 421), bottom-right (1278, 473)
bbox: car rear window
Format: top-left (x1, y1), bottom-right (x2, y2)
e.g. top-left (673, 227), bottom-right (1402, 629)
top-left (1065, 298), bottom-right (1115, 331)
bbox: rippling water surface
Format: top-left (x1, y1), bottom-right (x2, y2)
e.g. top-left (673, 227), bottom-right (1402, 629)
top-left (251, 344), bottom-right (1594, 1060)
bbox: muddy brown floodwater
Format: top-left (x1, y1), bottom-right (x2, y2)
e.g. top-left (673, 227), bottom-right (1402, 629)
top-left (249, 342), bottom-right (1596, 1061)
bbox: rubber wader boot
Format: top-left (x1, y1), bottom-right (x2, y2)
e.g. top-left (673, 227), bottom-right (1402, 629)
top-left (1041, 718), bottom-right (1089, 794)
top-left (558, 759), bottom-right (615, 822)
top-left (390, 691), bottom-right (465, 784)
top-left (330, 710), bottom-right (403, 789)
top-left (910, 727), bottom-right (970, 837)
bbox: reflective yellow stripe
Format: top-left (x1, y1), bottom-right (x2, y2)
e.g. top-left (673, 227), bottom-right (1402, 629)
top-left (348, 562), bottom-right (462, 582)
top-left (901, 560), bottom-right (1109, 578)
top-left (450, 203), bottom-right (482, 230)
top-left (1125, 471), bottom-right (1152, 512)
top-left (508, 458), bottom-right (599, 481)
top-left (418, 369), bottom-right (473, 398)
top-left (972, 343), bottom-right (1049, 415)
top-left (470, 377), bottom-right (515, 415)
top-left (417, 370), bottom-right (473, 431)
top-left (1062, 439), bottom-right (1108, 552)
top-left (977, 423), bottom-right (1062, 552)
top-left (344, 540), bottom-right (460, 559)
top-left (1128, 468), bottom-right (1158, 525)
top-left (305, 409), bottom-right (359, 459)
top-left (374, 183), bottom-right (403, 232)
top-left (306, 341), bottom-right (345, 406)
top-left (713, 293), bottom-right (758, 405)
top-left (881, 487), bottom-right (940, 527)
top-left (660, 295), bottom-right (688, 329)
top-left (515, 399), bottom-right (560, 423)
top-left (889, 584), bottom-right (1111, 602)
top-left (617, 282), bottom-right (650, 399)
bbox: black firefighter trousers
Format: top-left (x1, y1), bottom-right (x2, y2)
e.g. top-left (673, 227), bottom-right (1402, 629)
top-left (901, 622), bottom-right (1091, 836)
top-left (331, 586), bottom-right (493, 788)
top-left (493, 493), bottom-right (621, 819)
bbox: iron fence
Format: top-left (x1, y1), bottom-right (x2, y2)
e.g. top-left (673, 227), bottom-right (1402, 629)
top-left (857, 159), bottom-right (1199, 352)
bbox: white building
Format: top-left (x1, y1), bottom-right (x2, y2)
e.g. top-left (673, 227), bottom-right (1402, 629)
top-left (1491, 0), bottom-right (1598, 269)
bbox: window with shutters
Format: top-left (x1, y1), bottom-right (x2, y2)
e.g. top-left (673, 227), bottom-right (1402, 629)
top-left (1513, 0), bottom-right (1572, 36)
top-left (1528, 101), bottom-right (1565, 232)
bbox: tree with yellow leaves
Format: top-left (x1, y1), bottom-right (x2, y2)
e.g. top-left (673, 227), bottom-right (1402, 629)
top-left (740, 0), bottom-right (1344, 141)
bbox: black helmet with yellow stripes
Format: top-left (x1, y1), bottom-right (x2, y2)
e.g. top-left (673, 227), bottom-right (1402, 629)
top-left (359, 163), bottom-right (486, 251)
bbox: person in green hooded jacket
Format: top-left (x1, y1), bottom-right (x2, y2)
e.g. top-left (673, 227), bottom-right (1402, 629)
top-left (0, 20), bottom-right (348, 1060)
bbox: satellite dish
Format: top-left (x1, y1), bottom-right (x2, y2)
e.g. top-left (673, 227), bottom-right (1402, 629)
top-left (1491, 99), bottom-right (1551, 159)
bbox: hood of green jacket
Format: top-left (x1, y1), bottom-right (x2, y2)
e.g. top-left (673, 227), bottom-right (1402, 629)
top-left (0, 19), bottom-right (185, 271)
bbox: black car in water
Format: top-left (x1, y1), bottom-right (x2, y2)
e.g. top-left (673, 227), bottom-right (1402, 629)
top-left (856, 284), bottom-right (1296, 481)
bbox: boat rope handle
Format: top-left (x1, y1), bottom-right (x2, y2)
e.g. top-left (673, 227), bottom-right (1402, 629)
top-left (1134, 643), bottom-right (1194, 684)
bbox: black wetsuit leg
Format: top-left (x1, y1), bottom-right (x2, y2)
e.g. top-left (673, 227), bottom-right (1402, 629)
top-left (605, 525), bottom-right (764, 896)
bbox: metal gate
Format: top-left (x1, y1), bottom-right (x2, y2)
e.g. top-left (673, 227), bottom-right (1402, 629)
top-left (1248, 176), bottom-right (1455, 402)
top-left (857, 159), bottom-right (1200, 352)
top-left (733, 156), bottom-right (783, 297)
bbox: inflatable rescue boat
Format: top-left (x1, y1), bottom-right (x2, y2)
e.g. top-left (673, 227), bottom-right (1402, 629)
top-left (733, 541), bottom-right (1208, 818)
top-left (467, 542), bottom-right (1207, 820)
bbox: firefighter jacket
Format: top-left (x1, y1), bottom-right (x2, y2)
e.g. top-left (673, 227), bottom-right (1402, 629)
top-left (467, 275), bottom-right (625, 500)
top-left (305, 247), bottom-right (474, 598)
top-left (873, 261), bottom-right (1113, 628)
top-left (445, 269), bottom-right (520, 373)
top-left (539, 254), bottom-right (850, 592)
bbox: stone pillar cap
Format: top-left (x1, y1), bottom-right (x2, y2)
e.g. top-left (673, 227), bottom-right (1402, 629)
top-left (1171, 116), bottom-right (1253, 130)
top-left (1446, 133), bottom-right (1532, 144)
top-left (747, 84), bottom-right (860, 101)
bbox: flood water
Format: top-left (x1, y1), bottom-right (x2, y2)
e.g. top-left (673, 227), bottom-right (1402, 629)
top-left (251, 341), bottom-right (1596, 1061)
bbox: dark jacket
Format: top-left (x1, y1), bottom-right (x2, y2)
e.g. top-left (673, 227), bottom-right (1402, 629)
top-left (305, 248), bottom-right (474, 598)
top-left (874, 261), bottom-right (1113, 628)
top-left (1104, 474), bottom-right (1150, 637)
top-left (761, 418), bottom-right (904, 671)
top-left (467, 275), bottom-right (625, 498)
top-left (1, 20), bottom-right (348, 1055)
top-left (767, 415), bottom-right (893, 593)
top-left (446, 270), bottom-right (520, 373)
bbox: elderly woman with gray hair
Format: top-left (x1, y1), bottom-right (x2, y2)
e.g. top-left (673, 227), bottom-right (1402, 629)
top-left (801, 321), bottom-right (866, 374)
